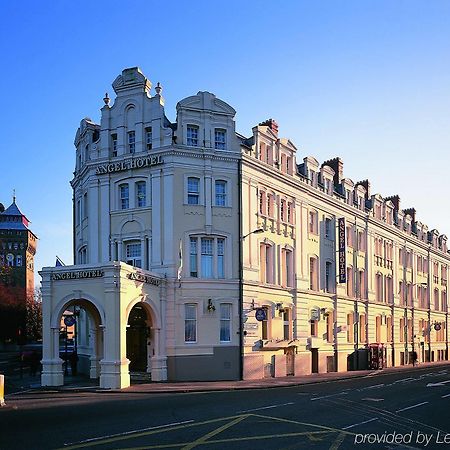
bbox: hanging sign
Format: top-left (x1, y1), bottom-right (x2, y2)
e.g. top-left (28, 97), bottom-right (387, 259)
top-left (338, 217), bottom-right (347, 283)
top-left (255, 308), bottom-right (267, 322)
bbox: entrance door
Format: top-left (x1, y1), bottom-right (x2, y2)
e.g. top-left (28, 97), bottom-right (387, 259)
top-left (311, 349), bottom-right (319, 373)
top-left (126, 305), bottom-right (148, 372)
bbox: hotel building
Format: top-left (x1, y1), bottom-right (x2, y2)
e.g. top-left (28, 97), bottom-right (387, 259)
top-left (40, 67), bottom-right (448, 389)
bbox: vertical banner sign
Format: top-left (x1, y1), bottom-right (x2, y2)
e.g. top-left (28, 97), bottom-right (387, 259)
top-left (338, 217), bottom-right (347, 283)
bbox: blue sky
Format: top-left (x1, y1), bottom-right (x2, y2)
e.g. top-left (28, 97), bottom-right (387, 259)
top-left (1, 1), bottom-right (449, 283)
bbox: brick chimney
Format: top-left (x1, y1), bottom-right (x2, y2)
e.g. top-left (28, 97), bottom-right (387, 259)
top-left (259, 119), bottom-right (278, 135)
top-left (403, 208), bottom-right (416, 222)
top-left (385, 195), bottom-right (400, 212)
top-left (322, 157), bottom-right (344, 186)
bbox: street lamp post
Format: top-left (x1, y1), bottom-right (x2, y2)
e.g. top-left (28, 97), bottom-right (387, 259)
top-left (239, 223), bottom-right (264, 381)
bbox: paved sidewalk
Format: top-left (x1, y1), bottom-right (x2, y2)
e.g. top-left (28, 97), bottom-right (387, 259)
top-left (4, 360), bottom-right (447, 396)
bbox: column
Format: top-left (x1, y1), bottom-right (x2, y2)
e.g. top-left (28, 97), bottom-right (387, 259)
top-left (150, 328), bottom-right (167, 381)
top-left (89, 327), bottom-right (100, 379)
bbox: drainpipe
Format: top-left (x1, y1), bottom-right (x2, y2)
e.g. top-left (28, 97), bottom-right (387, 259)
top-left (238, 158), bottom-right (243, 381)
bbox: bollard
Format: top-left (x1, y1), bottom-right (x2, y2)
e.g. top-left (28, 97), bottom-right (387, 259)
top-left (0, 374), bottom-right (4, 406)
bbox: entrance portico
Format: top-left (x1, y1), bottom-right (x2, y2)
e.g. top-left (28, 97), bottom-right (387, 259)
top-left (39, 261), bottom-right (166, 389)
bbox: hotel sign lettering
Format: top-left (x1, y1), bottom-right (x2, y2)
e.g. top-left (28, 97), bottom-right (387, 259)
top-left (338, 217), bottom-right (347, 283)
top-left (52, 269), bottom-right (104, 281)
top-left (95, 155), bottom-right (163, 175)
top-left (127, 272), bottom-right (161, 286)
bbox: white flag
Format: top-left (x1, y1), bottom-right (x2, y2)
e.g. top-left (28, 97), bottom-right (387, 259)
top-left (177, 239), bottom-right (183, 281)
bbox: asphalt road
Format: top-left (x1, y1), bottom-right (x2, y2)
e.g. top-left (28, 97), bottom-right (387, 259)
top-left (1, 364), bottom-right (450, 450)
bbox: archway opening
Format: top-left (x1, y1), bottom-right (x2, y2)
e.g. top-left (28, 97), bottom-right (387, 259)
top-left (127, 304), bottom-right (150, 372)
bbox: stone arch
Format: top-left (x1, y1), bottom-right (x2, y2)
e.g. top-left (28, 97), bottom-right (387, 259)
top-left (51, 293), bottom-right (105, 329)
top-left (125, 295), bottom-right (160, 330)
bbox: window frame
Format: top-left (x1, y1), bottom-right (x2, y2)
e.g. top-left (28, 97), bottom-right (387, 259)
top-left (128, 130), bottom-right (136, 154)
top-left (219, 303), bottom-right (232, 342)
top-left (184, 303), bottom-right (197, 343)
top-left (119, 183), bottom-right (130, 210)
top-left (215, 180), bottom-right (227, 207)
top-left (125, 241), bottom-right (142, 268)
top-left (214, 128), bottom-right (226, 150)
top-left (189, 235), bottom-right (227, 279)
top-left (187, 125), bottom-right (199, 147)
top-left (135, 181), bottom-right (146, 208)
top-left (187, 177), bottom-right (200, 205)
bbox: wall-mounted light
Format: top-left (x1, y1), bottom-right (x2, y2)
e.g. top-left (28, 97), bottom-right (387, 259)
top-left (207, 299), bottom-right (216, 312)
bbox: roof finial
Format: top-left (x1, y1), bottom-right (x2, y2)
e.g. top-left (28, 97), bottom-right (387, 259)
top-left (12, 189), bottom-right (16, 203)
top-left (155, 82), bottom-right (162, 96)
top-left (103, 92), bottom-right (110, 106)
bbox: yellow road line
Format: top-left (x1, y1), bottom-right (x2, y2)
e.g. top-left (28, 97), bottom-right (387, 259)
top-left (61, 412), bottom-right (357, 450)
top-left (59, 415), bottom-right (243, 450)
top-left (181, 415), bottom-right (248, 450)
top-left (251, 413), bottom-right (355, 435)
top-left (115, 431), bottom-right (339, 450)
top-left (329, 432), bottom-right (347, 450)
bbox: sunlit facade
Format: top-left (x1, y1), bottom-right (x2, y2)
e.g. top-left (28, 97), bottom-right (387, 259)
top-left (40, 67), bottom-right (448, 389)
top-left (241, 121), bottom-right (448, 377)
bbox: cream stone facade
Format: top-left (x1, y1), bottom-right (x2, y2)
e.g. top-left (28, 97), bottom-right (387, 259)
top-left (40, 67), bottom-right (449, 389)
top-left (240, 120), bottom-right (449, 378)
top-left (40, 68), bottom-right (240, 389)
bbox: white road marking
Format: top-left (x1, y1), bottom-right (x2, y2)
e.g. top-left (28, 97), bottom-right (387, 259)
top-left (427, 380), bottom-right (450, 387)
top-left (394, 377), bottom-right (415, 383)
top-left (342, 417), bottom-right (378, 430)
top-left (362, 398), bottom-right (384, 402)
top-left (311, 391), bottom-right (349, 401)
top-left (238, 402), bottom-right (294, 413)
top-left (441, 393), bottom-right (450, 398)
top-left (357, 384), bottom-right (385, 391)
top-left (63, 420), bottom-right (195, 446)
top-left (396, 401), bottom-right (428, 413)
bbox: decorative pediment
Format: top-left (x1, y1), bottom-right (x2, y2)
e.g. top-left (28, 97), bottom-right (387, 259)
top-left (177, 91), bottom-right (235, 116)
top-left (112, 67), bottom-right (151, 94)
top-left (278, 138), bottom-right (297, 152)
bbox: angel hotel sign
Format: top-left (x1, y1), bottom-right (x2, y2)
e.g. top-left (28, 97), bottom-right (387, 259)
top-left (96, 155), bottom-right (163, 175)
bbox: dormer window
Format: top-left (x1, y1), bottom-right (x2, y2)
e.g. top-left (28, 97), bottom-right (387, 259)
top-left (214, 129), bottom-right (226, 150)
top-left (146, 127), bottom-right (152, 150)
top-left (346, 190), bottom-right (352, 205)
top-left (375, 204), bottom-right (382, 220)
top-left (128, 131), bottom-right (135, 153)
top-left (187, 125), bottom-right (199, 147)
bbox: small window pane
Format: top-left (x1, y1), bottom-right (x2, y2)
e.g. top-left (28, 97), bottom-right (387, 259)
top-left (215, 129), bottom-right (226, 150)
top-left (188, 177), bottom-right (200, 205)
top-left (185, 304), bottom-right (197, 342)
top-left (187, 126), bottom-right (198, 147)
top-left (215, 181), bottom-right (227, 206)
top-left (220, 303), bottom-right (231, 342)
top-left (136, 181), bottom-right (146, 207)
